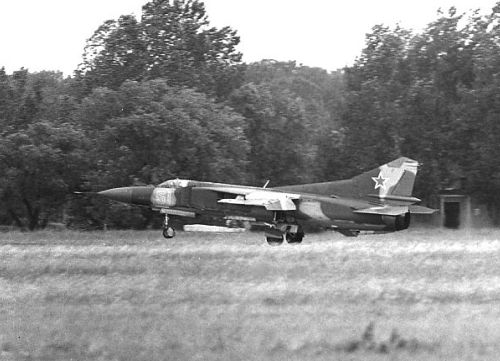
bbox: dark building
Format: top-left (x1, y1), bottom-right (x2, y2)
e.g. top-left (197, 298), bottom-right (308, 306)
top-left (437, 177), bottom-right (490, 229)
top-left (439, 189), bottom-right (472, 229)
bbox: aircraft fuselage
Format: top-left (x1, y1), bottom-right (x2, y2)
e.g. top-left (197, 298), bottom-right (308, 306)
top-left (99, 182), bottom-right (403, 234)
top-left (96, 158), bottom-right (432, 244)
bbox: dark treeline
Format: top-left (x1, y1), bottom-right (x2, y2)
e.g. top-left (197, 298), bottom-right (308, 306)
top-left (2, 0), bottom-right (500, 230)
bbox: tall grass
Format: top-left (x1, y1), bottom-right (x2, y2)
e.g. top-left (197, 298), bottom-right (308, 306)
top-left (1, 229), bottom-right (500, 360)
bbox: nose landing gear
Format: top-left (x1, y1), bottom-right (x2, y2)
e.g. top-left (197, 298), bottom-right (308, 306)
top-left (162, 215), bottom-right (175, 239)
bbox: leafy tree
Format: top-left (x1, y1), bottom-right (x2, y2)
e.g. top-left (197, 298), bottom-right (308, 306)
top-left (244, 60), bottom-right (342, 126)
top-left (0, 122), bottom-right (89, 230)
top-left (454, 3), bottom-right (500, 220)
top-left (400, 8), bottom-right (478, 203)
top-left (0, 70), bottom-right (88, 230)
top-left (239, 60), bottom-right (346, 182)
top-left (342, 24), bottom-right (413, 173)
top-left (0, 68), bottom-right (37, 131)
top-left (341, 11), bottom-right (477, 204)
top-left (76, 79), bottom-right (249, 187)
top-left (229, 82), bottom-right (316, 186)
top-left (77, 0), bottom-right (244, 99)
top-left (70, 79), bottom-right (249, 229)
top-left (77, 15), bottom-right (146, 92)
top-left (0, 69), bottom-right (78, 131)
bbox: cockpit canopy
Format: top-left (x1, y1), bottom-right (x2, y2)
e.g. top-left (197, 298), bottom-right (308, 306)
top-left (157, 179), bottom-right (192, 188)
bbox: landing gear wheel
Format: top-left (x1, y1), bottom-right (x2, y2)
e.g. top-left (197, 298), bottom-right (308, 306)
top-left (266, 236), bottom-right (284, 246)
top-left (162, 214), bottom-right (175, 239)
top-left (265, 228), bottom-right (284, 246)
top-left (286, 231), bottom-right (304, 244)
top-left (163, 227), bottom-right (175, 239)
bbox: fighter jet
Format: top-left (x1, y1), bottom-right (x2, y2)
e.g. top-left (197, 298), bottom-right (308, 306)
top-left (97, 157), bottom-right (434, 245)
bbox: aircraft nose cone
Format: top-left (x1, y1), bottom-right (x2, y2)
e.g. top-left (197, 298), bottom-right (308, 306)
top-left (98, 186), bottom-right (155, 206)
top-left (98, 187), bottom-right (133, 204)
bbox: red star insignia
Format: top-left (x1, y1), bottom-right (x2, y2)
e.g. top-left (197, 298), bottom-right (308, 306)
top-left (372, 173), bottom-right (388, 190)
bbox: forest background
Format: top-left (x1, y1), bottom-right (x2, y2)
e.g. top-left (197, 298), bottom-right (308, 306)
top-left (2, 0), bottom-right (500, 230)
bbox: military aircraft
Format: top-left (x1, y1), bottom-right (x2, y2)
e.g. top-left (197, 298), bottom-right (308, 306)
top-left (97, 157), bottom-right (434, 245)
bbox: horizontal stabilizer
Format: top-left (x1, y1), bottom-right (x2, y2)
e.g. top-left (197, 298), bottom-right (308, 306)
top-left (409, 205), bottom-right (437, 214)
top-left (367, 194), bottom-right (421, 204)
top-left (354, 206), bottom-right (408, 216)
top-left (355, 205), bottom-right (436, 216)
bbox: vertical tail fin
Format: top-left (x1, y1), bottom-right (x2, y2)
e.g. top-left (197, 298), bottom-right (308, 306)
top-left (351, 157), bottom-right (419, 200)
top-left (275, 157), bottom-right (420, 202)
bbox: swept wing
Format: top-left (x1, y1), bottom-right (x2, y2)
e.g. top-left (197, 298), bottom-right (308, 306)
top-left (200, 187), bottom-right (300, 211)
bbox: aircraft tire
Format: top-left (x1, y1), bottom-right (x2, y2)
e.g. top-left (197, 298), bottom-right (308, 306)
top-left (163, 227), bottom-right (175, 239)
top-left (286, 232), bottom-right (304, 244)
top-left (266, 236), bottom-right (283, 246)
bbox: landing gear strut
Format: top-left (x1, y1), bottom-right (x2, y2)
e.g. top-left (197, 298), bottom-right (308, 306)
top-left (162, 214), bottom-right (175, 239)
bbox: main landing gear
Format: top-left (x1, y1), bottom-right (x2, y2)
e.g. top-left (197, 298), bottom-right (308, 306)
top-left (162, 215), bottom-right (175, 239)
top-left (265, 212), bottom-right (304, 246)
top-left (265, 228), bottom-right (305, 246)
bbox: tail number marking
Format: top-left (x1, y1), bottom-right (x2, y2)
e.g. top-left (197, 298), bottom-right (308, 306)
top-left (152, 188), bottom-right (177, 207)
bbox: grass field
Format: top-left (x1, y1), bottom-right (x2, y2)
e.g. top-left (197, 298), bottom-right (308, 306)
top-left (1, 228), bottom-right (500, 360)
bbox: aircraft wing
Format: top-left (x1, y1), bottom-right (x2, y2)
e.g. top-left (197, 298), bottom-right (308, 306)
top-left (200, 187), bottom-right (300, 211)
